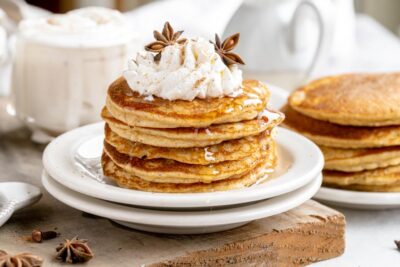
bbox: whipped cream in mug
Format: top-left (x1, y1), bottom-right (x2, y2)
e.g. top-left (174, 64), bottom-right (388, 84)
top-left (123, 38), bottom-right (243, 101)
top-left (19, 7), bottom-right (133, 47)
top-left (13, 7), bottom-right (137, 142)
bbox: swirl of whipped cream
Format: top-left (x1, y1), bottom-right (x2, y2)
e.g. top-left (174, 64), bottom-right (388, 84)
top-left (123, 38), bottom-right (243, 101)
top-left (19, 7), bottom-right (133, 47)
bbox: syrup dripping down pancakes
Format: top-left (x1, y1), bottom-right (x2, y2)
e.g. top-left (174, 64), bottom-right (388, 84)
top-left (102, 77), bottom-right (283, 193)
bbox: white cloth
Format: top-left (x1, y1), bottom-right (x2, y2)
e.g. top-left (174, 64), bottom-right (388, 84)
top-left (124, 0), bottom-right (243, 44)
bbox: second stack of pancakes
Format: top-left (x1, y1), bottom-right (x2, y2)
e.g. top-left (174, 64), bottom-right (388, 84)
top-left (101, 77), bottom-right (283, 193)
top-left (283, 73), bottom-right (400, 192)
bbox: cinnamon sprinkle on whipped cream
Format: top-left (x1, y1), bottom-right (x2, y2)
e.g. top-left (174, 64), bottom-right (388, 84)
top-left (123, 38), bottom-right (243, 101)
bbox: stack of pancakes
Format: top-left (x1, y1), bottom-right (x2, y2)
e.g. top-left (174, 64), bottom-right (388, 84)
top-left (283, 73), bottom-right (400, 192)
top-left (101, 77), bottom-right (284, 193)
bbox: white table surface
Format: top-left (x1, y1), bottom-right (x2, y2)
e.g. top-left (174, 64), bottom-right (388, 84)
top-left (247, 15), bottom-right (400, 266)
top-left (313, 206), bottom-right (400, 266)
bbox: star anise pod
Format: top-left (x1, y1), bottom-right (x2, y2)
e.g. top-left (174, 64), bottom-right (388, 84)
top-left (395, 240), bottom-right (400, 251)
top-left (55, 236), bottom-right (93, 264)
top-left (0, 250), bottom-right (43, 267)
top-left (145, 22), bottom-right (186, 61)
top-left (212, 33), bottom-right (245, 66)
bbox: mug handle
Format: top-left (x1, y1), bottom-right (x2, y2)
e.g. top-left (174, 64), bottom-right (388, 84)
top-left (286, 0), bottom-right (332, 81)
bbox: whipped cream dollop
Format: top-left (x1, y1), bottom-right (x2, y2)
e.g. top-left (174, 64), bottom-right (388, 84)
top-left (19, 7), bottom-right (133, 47)
top-left (123, 38), bottom-right (243, 101)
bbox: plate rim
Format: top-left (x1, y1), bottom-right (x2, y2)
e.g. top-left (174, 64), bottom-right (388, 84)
top-left (314, 186), bottom-right (400, 206)
top-left (42, 171), bottom-right (322, 227)
top-left (43, 123), bottom-right (323, 208)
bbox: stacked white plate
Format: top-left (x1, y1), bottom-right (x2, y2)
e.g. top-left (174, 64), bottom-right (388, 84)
top-left (41, 85), bottom-right (325, 234)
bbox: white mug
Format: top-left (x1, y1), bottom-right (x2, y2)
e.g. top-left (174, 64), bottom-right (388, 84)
top-left (0, 25), bottom-right (6, 66)
top-left (11, 7), bottom-right (139, 142)
top-left (0, 9), bottom-right (8, 95)
top-left (225, 0), bottom-right (334, 78)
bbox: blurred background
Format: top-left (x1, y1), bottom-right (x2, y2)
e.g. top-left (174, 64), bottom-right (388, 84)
top-left (22, 0), bottom-right (400, 35)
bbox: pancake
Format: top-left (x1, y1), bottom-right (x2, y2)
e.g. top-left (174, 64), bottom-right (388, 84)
top-left (289, 72), bottom-right (400, 126)
top-left (103, 139), bottom-right (276, 184)
top-left (106, 77), bottom-right (270, 128)
top-left (282, 105), bottom-right (400, 149)
top-left (331, 183), bottom-right (400, 192)
top-left (102, 107), bottom-right (284, 148)
top-left (105, 124), bottom-right (270, 165)
top-left (321, 145), bottom-right (400, 172)
top-left (102, 151), bottom-right (276, 193)
top-left (289, 73), bottom-right (400, 126)
top-left (323, 165), bottom-right (400, 187)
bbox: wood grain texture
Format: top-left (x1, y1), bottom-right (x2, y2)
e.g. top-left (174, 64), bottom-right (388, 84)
top-left (148, 201), bottom-right (345, 267)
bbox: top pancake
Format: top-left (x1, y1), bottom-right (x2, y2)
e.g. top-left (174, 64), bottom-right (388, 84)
top-left (289, 73), bottom-right (400, 126)
top-left (106, 77), bottom-right (270, 128)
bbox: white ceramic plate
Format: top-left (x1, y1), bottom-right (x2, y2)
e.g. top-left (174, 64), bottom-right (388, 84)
top-left (0, 182), bottom-right (42, 227)
top-left (42, 171), bottom-right (322, 234)
top-left (314, 187), bottom-right (400, 210)
top-left (43, 124), bottom-right (323, 209)
top-left (267, 84), bottom-right (289, 110)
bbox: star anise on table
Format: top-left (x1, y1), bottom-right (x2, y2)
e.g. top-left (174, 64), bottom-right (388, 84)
top-left (395, 240), bottom-right (400, 251)
top-left (145, 21), bottom-right (186, 62)
top-left (55, 236), bottom-right (94, 264)
top-left (0, 250), bottom-right (43, 267)
top-left (211, 33), bottom-right (245, 67)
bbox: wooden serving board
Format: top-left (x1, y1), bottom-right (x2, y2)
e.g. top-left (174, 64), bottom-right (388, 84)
top-left (142, 200), bottom-right (345, 267)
